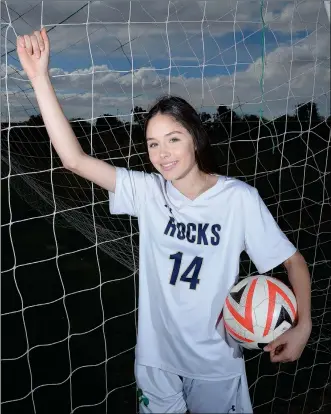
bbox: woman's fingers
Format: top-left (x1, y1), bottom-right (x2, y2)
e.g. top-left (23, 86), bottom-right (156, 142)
top-left (40, 28), bottom-right (50, 55)
top-left (34, 30), bottom-right (45, 52)
top-left (40, 27), bottom-right (49, 44)
top-left (19, 31), bottom-right (46, 58)
top-left (30, 35), bottom-right (40, 58)
top-left (24, 34), bottom-right (32, 55)
top-left (17, 35), bottom-right (25, 48)
top-left (16, 29), bottom-right (50, 80)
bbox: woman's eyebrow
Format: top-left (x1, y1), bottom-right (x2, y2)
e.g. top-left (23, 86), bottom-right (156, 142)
top-left (146, 130), bottom-right (183, 141)
top-left (164, 130), bottom-right (183, 137)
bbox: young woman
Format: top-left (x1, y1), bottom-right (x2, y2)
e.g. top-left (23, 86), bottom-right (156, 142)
top-left (17, 29), bottom-right (312, 414)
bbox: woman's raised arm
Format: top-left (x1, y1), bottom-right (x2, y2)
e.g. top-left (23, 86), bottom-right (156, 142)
top-left (17, 28), bottom-right (117, 192)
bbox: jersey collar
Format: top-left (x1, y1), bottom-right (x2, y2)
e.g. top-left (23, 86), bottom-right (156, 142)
top-left (166, 175), bottom-right (223, 206)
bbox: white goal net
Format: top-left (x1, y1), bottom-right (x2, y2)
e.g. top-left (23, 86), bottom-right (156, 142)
top-left (1, 1), bottom-right (330, 413)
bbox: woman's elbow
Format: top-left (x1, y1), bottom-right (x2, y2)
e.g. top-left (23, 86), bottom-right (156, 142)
top-left (283, 251), bottom-right (306, 270)
top-left (63, 154), bottom-right (85, 171)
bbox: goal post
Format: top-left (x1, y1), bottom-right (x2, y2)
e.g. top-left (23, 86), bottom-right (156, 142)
top-left (1, 1), bottom-right (330, 413)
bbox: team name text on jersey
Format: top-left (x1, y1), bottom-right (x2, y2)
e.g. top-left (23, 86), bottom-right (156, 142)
top-left (164, 217), bottom-right (221, 245)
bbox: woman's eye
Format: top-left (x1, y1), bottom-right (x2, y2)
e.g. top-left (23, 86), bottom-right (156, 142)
top-left (148, 138), bottom-right (178, 148)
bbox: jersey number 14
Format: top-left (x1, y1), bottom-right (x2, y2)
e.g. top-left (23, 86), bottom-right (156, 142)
top-left (169, 252), bottom-right (203, 290)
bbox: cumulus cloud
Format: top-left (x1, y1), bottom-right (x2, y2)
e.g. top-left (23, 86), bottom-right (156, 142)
top-left (1, 0), bottom-right (330, 122)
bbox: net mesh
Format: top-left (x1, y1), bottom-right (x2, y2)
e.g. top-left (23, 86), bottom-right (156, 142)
top-left (1, 1), bottom-right (331, 413)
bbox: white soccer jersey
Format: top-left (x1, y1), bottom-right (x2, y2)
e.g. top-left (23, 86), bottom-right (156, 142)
top-left (109, 167), bottom-right (297, 380)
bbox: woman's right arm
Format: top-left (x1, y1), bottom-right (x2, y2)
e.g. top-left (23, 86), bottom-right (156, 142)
top-left (17, 28), bottom-right (116, 193)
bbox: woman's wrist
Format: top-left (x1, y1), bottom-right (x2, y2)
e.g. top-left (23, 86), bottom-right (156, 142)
top-left (31, 73), bottom-right (50, 88)
top-left (296, 317), bottom-right (312, 331)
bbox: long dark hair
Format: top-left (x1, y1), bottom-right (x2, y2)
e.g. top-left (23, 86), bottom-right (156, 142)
top-left (144, 95), bottom-right (220, 174)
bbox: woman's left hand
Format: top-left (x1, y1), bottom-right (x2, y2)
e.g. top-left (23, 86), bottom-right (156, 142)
top-left (263, 322), bottom-right (312, 363)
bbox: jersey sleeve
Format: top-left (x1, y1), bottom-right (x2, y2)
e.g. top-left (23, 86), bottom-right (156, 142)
top-left (109, 167), bottom-right (153, 217)
top-left (243, 186), bottom-right (297, 274)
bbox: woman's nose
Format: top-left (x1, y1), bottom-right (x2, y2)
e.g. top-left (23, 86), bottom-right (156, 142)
top-left (160, 149), bottom-right (171, 158)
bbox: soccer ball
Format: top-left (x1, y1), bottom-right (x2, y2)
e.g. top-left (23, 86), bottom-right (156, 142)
top-left (222, 275), bottom-right (297, 350)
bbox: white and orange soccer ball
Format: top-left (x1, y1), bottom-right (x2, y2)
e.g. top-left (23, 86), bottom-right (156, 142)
top-left (221, 275), bottom-right (297, 350)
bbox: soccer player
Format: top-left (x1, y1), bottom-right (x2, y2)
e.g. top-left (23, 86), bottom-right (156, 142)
top-left (17, 29), bottom-right (312, 413)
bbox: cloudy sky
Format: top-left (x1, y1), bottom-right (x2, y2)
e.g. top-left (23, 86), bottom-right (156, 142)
top-left (1, 0), bottom-right (330, 122)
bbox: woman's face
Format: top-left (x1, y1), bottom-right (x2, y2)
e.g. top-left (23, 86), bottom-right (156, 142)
top-left (146, 113), bottom-right (197, 180)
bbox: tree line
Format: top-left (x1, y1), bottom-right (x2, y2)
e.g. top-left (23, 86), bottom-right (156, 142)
top-left (1, 100), bottom-right (330, 178)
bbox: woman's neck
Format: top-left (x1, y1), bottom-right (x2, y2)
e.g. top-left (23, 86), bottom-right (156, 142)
top-left (171, 167), bottom-right (218, 201)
